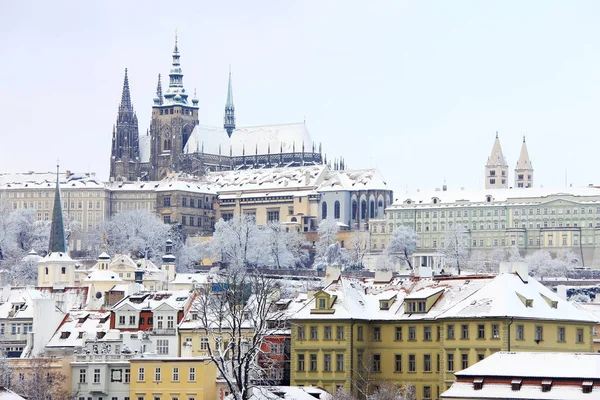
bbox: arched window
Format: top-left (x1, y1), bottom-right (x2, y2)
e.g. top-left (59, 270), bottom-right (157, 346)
top-left (352, 200), bottom-right (358, 220)
top-left (370, 200), bottom-right (375, 218)
top-left (291, 217), bottom-right (297, 222)
top-left (334, 201), bottom-right (341, 219)
top-left (322, 202), bottom-right (328, 219)
top-left (361, 200), bottom-right (367, 219)
top-left (164, 139), bottom-right (168, 151)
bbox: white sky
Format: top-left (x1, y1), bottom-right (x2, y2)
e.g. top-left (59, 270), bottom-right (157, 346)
top-left (1, 1), bottom-right (599, 196)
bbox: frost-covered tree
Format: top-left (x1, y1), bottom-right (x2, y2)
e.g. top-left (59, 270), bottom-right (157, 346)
top-left (316, 217), bottom-right (339, 259)
top-left (525, 249), bottom-right (573, 279)
top-left (190, 269), bottom-right (285, 400)
top-left (570, 293), bottom-right (591, 303)
top-left (507, 246), bottom-right (523, 262)
top-left (211, 215), bottom-right (264, 270)
top-left (314, 242), bottom-right (348, 269)
top-left (347, 231), bottom-right (370, 269)
top-left (439, 225), bottom-right (469, 275)
top-left (384, 226), bottom-right (417, 269)
top-left (263, 222), bottom-right (308, 268)
top-left (9, 357), bottom-right (72, 400)
top-left (84, 209), bottom-right (171, 265)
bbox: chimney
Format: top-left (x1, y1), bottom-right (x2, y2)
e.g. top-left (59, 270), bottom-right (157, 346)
top-left (325, 266), bottom-right (341, 285)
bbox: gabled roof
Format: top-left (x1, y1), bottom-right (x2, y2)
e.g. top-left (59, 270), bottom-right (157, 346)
top-left (113, 290), bottom-right (192, 312)
top-left (515, 137), bottom-right (532, 170)
top-left (45, 310), bottom-right (111, 349)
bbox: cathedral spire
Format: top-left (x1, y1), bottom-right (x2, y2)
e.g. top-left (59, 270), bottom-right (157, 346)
top-left (515, 135), bottom-right (534, 188)
top-left (223, 66), bottom-right (236, 137)
top-left (48, 164), bottom-right (67, 254)
top-left (154, 73), bottom-right (164, 105)
top-left (485, 132), bottom-right (508, 189)
top-left (163, 31), bottom-right (188, 104)
top-left (120, 68), bottom-right (133, 111)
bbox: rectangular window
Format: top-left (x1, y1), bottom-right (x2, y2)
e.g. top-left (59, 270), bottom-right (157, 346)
top-left (461, 353), bottom-right (468, 369)
top-left (408, 354), bottom-right (416, 372)
top-left (447, 354), bottom-right (454, 372)
top-left (125, 368), bottom-right (130, 383)
top-left (424, 354), bottom-right (431, 372)
top-left (461, 324), bottom-right (469, 339)
top-left (79, 369), bottom-right (86, 383)
top-left (357, 326), bottom-right (363, 341)
top-left (172, 367), bottom-right (179, 382)
top-left (372, 326), bottom-right (381, 341)
top-left (424, 326), bottom-right (432, 341)
top-left (394, 354), bottom-right (402, 372)
top-left (336, 326), bottom-right (344, 340)
top-left (372, 354), bottom-right (381, 372)
top-left (298, 354), bottom-right (305, 371)
top-left (324, 354), bottom-right (331, 372)
top-left (129, 315), bottom-right (136, 325)
top-left (447, 324), bottom-right (455, 339)
top-left (200, 337), bottom-right (209, 350)
top-left (297, 325), bottom-right (305, 340)
top-left (324, 326), bottom-right (332, 340)
top-left (395, 326), bottom-right (402, 341)
top-left (154, 367), bottom-right (161, 382)
top-left (138, 367), bottom-right (145, 382)
top-left (267, 210), bottom-right (280, 222)
top-left (163, 197), bottom-right (171, 207)
top-left (94, 368), bottom-right (101, 383)
top-left (310, 354), bottom-right (317, 371)
top-left (516, 325), bottom-right (524, 340)
top-left (577, 328), bottom-right (584, 343)
top-left (310, 326), bottom-right (318, 340)
top-left (119, 315), bottom-right (125, 325)
top-left (408, 326), bottom-right (416, 341)
top-left (477, 324), bottom-right (485, 339)
top-left (336, 354), bottom-right (344, 371)
top-left (558, 327), bottom-right (565, 342)
top-left (535, 325), bottom-right (543, 341)
top-left (492, 324), bottom-right (499, 339)
top-left (157, 339), bottom-right (169, 355)
top-left (189, 367), bottom-right (195, 382)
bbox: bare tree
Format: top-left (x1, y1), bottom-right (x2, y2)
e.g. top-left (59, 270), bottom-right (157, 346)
top-left (9, 357), bottom-right (73, 400)
top-left (264, 221), bottom-right (308, 268)
top-left (316, 217), bottom-right (339, 259)
top-left (439, 224), bottom-right (468, 275)
top-left (384, 227), bottom-right (417, 269)
top-left (191, 268), bottom-right (285, 400)
top-left (211, 214), bottom-right (264, 269)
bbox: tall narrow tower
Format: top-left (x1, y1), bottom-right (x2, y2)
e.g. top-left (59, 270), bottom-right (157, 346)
top-left (515, 136), bottom-right (533, 188)
top-left (149, 33), bottom-right (199, 180)
top-left (38, 165), bottom-right (76, 288)
top-left (110, 68), bottom-right (140, 181)
top-left (223, 67), bottom-right (236, 137)
top-left (485, 133), bottom-right (509, 189)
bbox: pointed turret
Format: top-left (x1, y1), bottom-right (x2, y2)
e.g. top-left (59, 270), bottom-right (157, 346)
top-left (515, 135), bottom-right (534, 188)
top-left (48, 165), bottom-right (67, 254)
top-left (120, 68), bottom-right (133, 111)
top-left (223, 66), bottom-right (236, 137)
top-left (153, 74), bottom-right (164, 105)
top-left (163, 31), bottom-right (189, 105)
top-left (485, 132), bottom-right (508, 189)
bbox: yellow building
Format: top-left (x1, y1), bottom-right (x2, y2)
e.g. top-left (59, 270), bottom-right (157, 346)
top-left (128, 357), bottom-right (216, 400)
top-left (290, 265), bottom-right (595, 400)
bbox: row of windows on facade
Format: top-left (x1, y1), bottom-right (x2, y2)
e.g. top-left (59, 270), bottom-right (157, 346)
top-left (158, 107), bottom-right (194, 116)
top-left (412, 233), bottom-right (599, 250)
top-left (136, 366), bottom-right (196, 382)
top-left (117, 315), bottom-right (174, 330)
top-left (163, 214), bottom-right (208, 227)
top-left (400, 206), bottom-right (600, 220)
top-left (347, 199), bottom-right (383, 220)
top-left (163, 196), bottom-right (213, 209)
top-left (297, 324), bottom-right (586, 343)
top-left (12, 200), bottom-right (103, 210)
top-left (409, 219), bottom-right (600, 234)
top-left (4, 191), bottom-right (104, 198)
top-left (0, 323), bottom-right (33, 335)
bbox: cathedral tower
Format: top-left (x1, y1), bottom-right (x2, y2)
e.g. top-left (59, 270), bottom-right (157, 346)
top-left (38, 166), bottom-right (76, 288)
top-left (223, 67), bottom-right (236, 137)
top-left (149, 34), bottom-right (199, 180)
top-left (514, 136), bottom-right (533, 188)
top-left (110, 68), bottom-right (140, 181)
top-left (485, 133), bottom-right (508, 189)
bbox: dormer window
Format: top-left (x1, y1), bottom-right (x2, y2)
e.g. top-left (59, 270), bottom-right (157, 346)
top-left (541, 380), bottom-right (552, 392)
top-left (60, 331), bottom-right (70, 339)
top-left (432, 197), bottom-right (439, 205)
top-left (319, 298), bottom-right (326, 309)
top-left (511, 379), bottom-right (522, 391)
top-left (380, 301), bottom-right (389, 310)
top-left (582, 381), bottom-right (593, 393)
top-left (473, 378), bottom-right (484, 390)
top-left (486, 195), bottom-right (492, 203)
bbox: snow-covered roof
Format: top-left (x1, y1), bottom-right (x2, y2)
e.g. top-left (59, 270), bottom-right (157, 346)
top-left (183, 123), bottom-right (314, 157)
top-left (574, 302), bottom-right (600, 322)
top-left (226, 386), bottom-right (330, 400)
top-left (84, 270), bottom-right (123, 283)
top-left (89, 254), bottom-right (161, 275)
top-left (291, 273), bottom-right (596, 323)
top-left (0, 287), bottom-right (45, 319)
top-left (154, 177), bottom-right (216, 194)
top-left (0, 388), bottom-right (27, 400)
top-left (0, 171), bottom-right (104, 190)
top-left (45, 310), bottom-right (111, 349)
top-left (390, 186), bottom-right (600, 208)
top-left (113, 290), bottom-right (193, 311)
top-left (169, 273), bottom-right (210, 285)
top-left (37, 287), bottom-right (89, 312)
top-left (443, 380), bottom-right (597, 399)
top-left (439, 273), bottom-right (593, 322)
top-left (318, 168), bottom-right (388, 192)
top-left (456, 351), bottom-right (600, 379)
top-left (203, 165), bottom-right (327, 193)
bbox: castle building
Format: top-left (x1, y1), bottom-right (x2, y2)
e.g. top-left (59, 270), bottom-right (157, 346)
top-left (109, 35), bottom-right (324, 182)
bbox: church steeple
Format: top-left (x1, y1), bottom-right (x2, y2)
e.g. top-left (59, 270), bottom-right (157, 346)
top-left (153, 73), bottom-right (164, 105)
top-left (110, 68), bottom-right (140, 181)
top-left (485, 132), bottom-right (508, 189)
top-left (223, 66), bottom-right (236, 137)
top-left (163, 31), bottom-right (188, 105)
top-left (515, 135), bottom-right (534, 188)
top-left (48, 165), bottom-right (67, 254)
